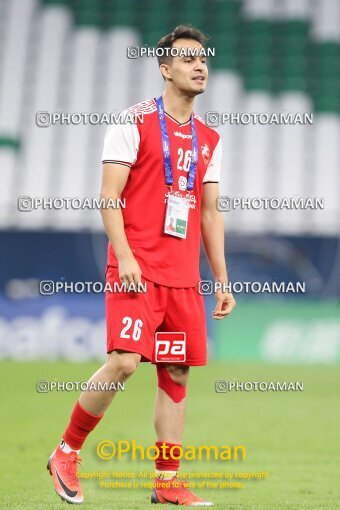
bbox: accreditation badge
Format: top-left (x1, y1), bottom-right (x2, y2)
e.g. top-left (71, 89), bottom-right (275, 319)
top-left (164, 193), bottom-right (189, 239)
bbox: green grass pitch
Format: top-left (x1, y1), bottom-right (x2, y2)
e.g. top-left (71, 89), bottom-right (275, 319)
top-left (0, 361), bottom-right (339, 509)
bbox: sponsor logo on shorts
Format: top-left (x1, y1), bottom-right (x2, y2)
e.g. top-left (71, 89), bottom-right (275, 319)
top-left (155, 332), bottom-right (186, 363)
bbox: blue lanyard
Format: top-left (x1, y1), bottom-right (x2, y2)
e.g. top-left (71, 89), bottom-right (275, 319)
top-left (155, 96), bottom-right (198, 191)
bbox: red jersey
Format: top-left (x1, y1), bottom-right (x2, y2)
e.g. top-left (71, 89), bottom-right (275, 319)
top-left (102, 98), bottom-right (222, 288)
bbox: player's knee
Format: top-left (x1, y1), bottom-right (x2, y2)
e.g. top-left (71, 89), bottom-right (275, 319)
top-left (106, 351), bottom-right (140, 380)
top-left (166, 364), bottom-right (189, 387)
top-left (157, 365), bottom-right (189, 403)
top-left (116, 356), bottom-right (139, 380)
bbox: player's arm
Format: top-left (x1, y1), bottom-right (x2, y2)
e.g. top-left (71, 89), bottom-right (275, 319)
top-left (201, 183), bottom-right (236, 319)
top-left (100, 117), bottom-right (142, 288)
top-left (200, 137), bottom-right (236, 319)
top-left (100, 163), bottom-right (142, 287)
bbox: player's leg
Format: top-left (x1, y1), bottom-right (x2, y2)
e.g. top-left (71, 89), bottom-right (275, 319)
top-left (78, 349), bottom-right (141, 414)
top-left (47, 265), bottom-right (159, 504)
top-left (47, 350), bottom-right (140, 504)
top-left (151, 287), bottom-right (213, 506)
top-left (154, 363), bottom-right (188, 479)
top-left (152, 364), bottom-right (212, 506)
top-left (154, 364), bottom-right (188, 444)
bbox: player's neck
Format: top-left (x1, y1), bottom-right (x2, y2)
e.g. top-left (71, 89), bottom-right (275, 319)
top-left (162, 89), bottom-right (194, 124)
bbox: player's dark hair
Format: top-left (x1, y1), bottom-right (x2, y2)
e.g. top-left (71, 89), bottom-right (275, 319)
top-left (156, 25), bottom-right (208, 68)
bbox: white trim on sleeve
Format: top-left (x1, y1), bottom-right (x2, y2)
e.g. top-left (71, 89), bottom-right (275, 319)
top-left (203, 138), bottom-right (222, 183)
top-left (102, 117), bottom-right (140, 166)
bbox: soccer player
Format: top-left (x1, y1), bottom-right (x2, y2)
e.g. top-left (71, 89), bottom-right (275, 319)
top-left (47, 25), bottom-right (236, 506)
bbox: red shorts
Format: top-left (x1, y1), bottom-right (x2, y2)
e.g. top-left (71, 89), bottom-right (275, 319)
top-left (105, 266), bottom-right (207, 366)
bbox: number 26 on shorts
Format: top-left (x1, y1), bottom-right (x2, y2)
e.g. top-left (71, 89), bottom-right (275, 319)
top-left (120, 316), bottom-right (143, 341)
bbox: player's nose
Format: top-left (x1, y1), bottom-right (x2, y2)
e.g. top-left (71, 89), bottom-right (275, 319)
top-left (193, 60), bottom-right (206, 73)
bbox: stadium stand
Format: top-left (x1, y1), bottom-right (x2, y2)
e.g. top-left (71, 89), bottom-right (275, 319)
top-left (0, 0), bottom-right (339, 233)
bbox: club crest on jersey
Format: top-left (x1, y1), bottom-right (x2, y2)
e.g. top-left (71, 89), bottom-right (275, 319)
top-left (201, 144), bottom-right (210, 165)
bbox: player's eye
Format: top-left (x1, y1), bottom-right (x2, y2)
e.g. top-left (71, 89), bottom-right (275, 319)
top-left (184, 58), bottom-right (193, 63)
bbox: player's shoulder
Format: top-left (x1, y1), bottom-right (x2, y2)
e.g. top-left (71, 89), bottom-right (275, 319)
top-left (125, 98), bottom-right (157, 116)
top-left (194, 112), bottom-right (220, 145)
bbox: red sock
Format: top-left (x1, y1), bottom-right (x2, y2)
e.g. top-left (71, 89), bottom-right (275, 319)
top-left (62, 401), bottom-right (103, 450)
top-left (155, 441), bottom-right (182, 473)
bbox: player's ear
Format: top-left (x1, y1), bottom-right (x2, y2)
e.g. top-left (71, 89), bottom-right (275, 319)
top-left (160, 63), bottom-right (171, 81)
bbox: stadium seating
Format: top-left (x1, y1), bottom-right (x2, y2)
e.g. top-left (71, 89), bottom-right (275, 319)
top-left (0, 0), bottom-right (339, 233)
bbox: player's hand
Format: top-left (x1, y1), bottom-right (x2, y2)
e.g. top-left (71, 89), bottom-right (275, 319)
top-left (118, 255), bottom-right (144, 292)
top-left (213, 288), bottom-right (236, 320)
